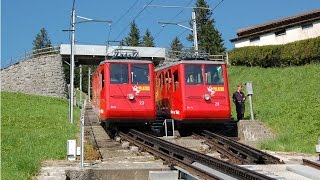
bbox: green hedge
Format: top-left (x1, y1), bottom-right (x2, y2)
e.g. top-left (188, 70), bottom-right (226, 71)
top-left (228, 37), bottom-right (320, 67)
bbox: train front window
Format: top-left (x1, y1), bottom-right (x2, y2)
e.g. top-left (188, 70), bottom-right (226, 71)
top-left (110, 64), bottom-right (129, 84)
top-left (205, 65), bottom-right (224, 85)
top-left (131, 64), bottom-right (150, 84)
top-left (184, 64), bottom-right (203, 85)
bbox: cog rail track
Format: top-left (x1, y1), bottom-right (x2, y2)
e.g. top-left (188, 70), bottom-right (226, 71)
top-left (119, 129), bottom-right (275, 180)
top-left (195, 130), bottom-right (283, 165)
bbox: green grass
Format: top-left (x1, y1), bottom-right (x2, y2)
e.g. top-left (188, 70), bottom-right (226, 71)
top-left (1, 92), bottom-right (79, 180)
top-left (228, 63), bottom-right (320, 153)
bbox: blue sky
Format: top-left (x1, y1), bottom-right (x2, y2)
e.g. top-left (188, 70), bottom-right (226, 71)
top-left (1, 0), bottom-right (320, 67)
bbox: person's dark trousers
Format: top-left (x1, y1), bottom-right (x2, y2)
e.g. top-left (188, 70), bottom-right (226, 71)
top-left (236, 102), bottom-right (245, 121)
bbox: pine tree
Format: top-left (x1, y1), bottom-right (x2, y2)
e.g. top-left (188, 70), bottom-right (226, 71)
top-left (170, 36), bottom-right (183, 52)
top-left (188, 0), bottom-right (225, 54)
top-left (123, 20), bottom-right (141, 46)
top-left (170, 36), bottom-right (183, 58)
top-left (142, 29), bottom-right (155, 47)
top-left (32, 28), bottom-right (53, 56)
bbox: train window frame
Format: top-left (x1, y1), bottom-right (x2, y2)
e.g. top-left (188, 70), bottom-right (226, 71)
top-left (110, 63), bottom-right (129, 84)
top-left (160, 72), bottom-right (164, 88)
top-left (204, 65), bottom-right (224, 85)
top-left (184, 64), bottom-right (204, 85)
top-left (101, 70), bottom-right (104, 88)
top-left (131, 64), bottom-right (150, 85)
top-left (166, 69), bottom-right (172, 91)
top-left (173, 70), bottom-right (179, 91)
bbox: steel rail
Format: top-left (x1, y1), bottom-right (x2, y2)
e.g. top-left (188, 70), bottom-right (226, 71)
top-left (121, 129), bottom-right (275, 180)
top-left (119, 132), bottom-right (220, 180)
top-left (201, 130), bottom-right (283, 165)
top-left (302, 159), bottom-right (320, 170)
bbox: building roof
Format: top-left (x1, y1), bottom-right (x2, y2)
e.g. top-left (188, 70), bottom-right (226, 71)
top-left (230, 9), bottom-right (320, 42)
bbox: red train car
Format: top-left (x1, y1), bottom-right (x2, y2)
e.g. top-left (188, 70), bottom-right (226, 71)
top-left (155, 55), bottom-right (231, 128)
top-left (91, 50), bottom-right (156, 130)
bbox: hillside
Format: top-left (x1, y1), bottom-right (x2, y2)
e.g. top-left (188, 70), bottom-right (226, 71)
top-left (1, 92), bottom-right (79, 180)
top-left (227, 63), bottom-right (320, 153)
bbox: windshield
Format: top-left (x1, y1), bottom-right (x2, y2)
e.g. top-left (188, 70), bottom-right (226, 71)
top-left (110, 64), bottom-right (129, 84)
top-left (131, 64), bottom-right (150, 84)
top-left (184, 64), bottom-right (203, 85)
top-left (205, 65), bottom-right (224, 85)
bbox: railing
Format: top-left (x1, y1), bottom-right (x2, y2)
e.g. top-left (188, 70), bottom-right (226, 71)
top-left (166, 49), bottom-right (227, 62)
top-left (1, 46), bottom-right (60, 70)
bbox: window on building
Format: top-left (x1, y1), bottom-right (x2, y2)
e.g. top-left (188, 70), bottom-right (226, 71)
top-left (249, 36), bottom-right (260, 42)
top-left (110, 64), bottom-right (128, 84)
top-left (275, 29), bottom-right (286, 36)
top-left (302, 23), bottom-right (313, 29)
top-left (131, 64), bottom-right (149, 84)
top-left (185, 64), bottom-right (203, 85)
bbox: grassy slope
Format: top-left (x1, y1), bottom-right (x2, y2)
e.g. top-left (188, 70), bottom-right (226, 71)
top-left (1, 92), bottom-right (79, 180)
top-left (228, 64), bottom-right (320, 153)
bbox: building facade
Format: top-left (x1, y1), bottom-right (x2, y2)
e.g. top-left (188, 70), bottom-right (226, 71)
top-left (230, 9), bottom-right (320, 48)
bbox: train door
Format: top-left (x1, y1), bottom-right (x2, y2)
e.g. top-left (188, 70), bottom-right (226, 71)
top-left (171, 66), bottom-right (182, 117)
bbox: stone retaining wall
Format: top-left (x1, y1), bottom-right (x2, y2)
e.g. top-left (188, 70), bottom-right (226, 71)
top-left (1, 55), bottom-right (67, 97)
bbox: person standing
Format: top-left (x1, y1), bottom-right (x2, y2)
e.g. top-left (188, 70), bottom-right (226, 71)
top-left (232, 84), bottom-right (246, 121)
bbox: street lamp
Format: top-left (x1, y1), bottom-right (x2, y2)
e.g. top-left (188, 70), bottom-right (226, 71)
top-left (68, 4), bottom-right (112, 124)
top-left (159, 11), bottom-right (198, 51)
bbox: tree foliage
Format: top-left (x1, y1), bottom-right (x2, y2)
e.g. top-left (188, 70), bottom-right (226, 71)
top-left (32, 28), bottom-right (53, 56)
top-left (188, 0), bottom-right (225, 54)
top-left (123, 20), bottom-right (141, 46)
top-left (170, 36), bottom-right (183, 51)
top-left (142, 29), bottom-right (155, 47)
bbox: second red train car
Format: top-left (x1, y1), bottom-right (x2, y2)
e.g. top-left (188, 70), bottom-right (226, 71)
top-left (155, 56), bottom-right (231, 126)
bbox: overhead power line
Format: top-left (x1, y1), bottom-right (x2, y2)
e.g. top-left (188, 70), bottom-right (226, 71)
top-left (114, 0), bottom-right (155, 41)
top-left (153, 0), bottom-right (194, 40)
top-left (212, 0), bottom-right (224, 11)
top-left (147, 5), bottom-right (211, 10)
top-left (112, 0), bottom-right (139, 27)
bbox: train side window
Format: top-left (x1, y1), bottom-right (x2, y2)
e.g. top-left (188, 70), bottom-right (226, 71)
top-left (110, 64), bottom-right (129, 84)
top-left (205, 65), bottom-right (224, 85)
top-left (166, 70), bottom-right (172, 91)
top-left (101, 70), bottom-right (104, 88)
top-left (160, 72), bottom-right (164, 88)
top-left (173, 70), bottom-right (179, 91)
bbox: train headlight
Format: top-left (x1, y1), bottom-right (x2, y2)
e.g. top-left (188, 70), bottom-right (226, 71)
top-left (128, 93), bottom-right (135, 100)
top-left (204, 94), bottom-right (211, 101)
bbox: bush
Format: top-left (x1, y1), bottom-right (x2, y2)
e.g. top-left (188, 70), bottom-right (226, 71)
top-left (228, 37), bottom-right (320, 67)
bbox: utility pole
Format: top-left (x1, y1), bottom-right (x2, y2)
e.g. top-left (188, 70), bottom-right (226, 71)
top-left (192, 11), bottom-right (198, 51)
top-left (88, 67), bottom-right (91, 102)
top-left (79, 64), bottom-right (82, 106)
top-left (159, 11), bottom-right (198, 51)
top-left (69, 6), bottom-right (75, 123)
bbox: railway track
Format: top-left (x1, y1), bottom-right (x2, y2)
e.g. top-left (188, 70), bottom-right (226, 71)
top-left (303, 158), bottom-right (320, 170)
top-left (120, 129), bottom-right (275, 180)
top-left (194, 130), bottom-right (283, 165)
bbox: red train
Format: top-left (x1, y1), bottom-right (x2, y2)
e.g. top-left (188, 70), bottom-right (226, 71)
top-left (155, 54), bottom-right (231, 131)
top-left (91, 49), bottom-right (156, 130)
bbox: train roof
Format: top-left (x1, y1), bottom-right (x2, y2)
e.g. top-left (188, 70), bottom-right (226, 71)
top-left (99, 59), bottom-right (153, 65)
top-left (155, 60), bottom-right (226, 71)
